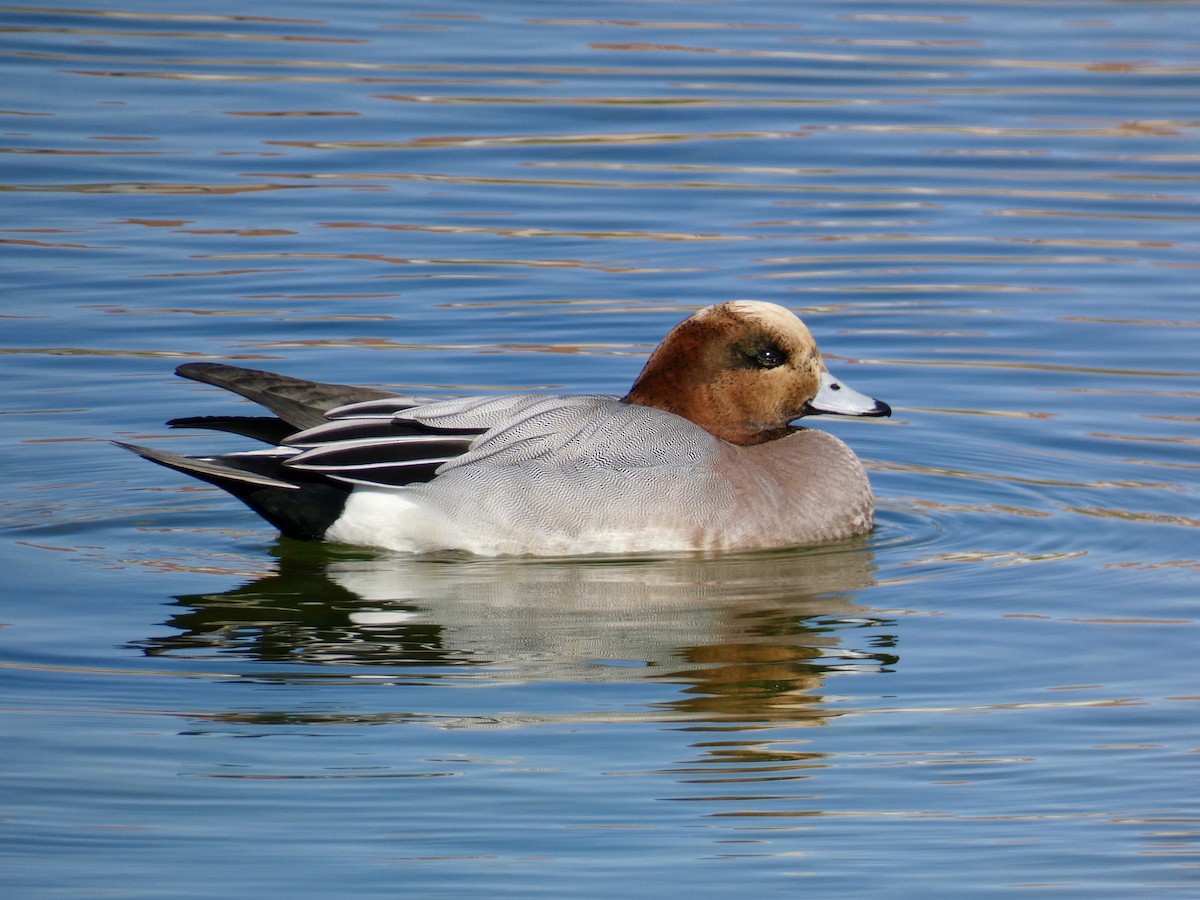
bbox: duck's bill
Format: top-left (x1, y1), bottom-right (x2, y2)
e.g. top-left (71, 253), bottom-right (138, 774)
top-left (802, 370), bottom-right (891, 418)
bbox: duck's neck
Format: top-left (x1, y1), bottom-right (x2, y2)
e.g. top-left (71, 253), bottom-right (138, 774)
top-left (623, 377), bottom-right (782, 447)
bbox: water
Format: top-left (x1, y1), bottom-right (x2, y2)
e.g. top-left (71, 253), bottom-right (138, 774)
top-left (3, 1), bottom-right (1199, 896)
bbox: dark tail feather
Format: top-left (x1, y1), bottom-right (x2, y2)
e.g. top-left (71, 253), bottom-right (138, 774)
top-left (119, 363), bottom-right (396, 538)
top-left (167, 414), bottom-right (297, 445)
top-left (175, 363), bottom-right (398, 431)
top-left (116, 442), bottom-right (350, 541)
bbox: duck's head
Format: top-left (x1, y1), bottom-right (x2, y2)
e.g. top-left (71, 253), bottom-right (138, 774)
top-left (623, 300), bottom-right (890, 446)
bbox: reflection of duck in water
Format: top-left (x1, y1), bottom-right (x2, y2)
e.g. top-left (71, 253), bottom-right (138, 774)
top-left (136, 543), bottom-right (897, 724)
top-left (119, 302), bottom-right (889, 556)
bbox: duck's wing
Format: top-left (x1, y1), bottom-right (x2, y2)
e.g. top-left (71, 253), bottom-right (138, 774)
top-left (282, 394), bottom-right (567, 487)
top-left (284, 394), bottom-right (711, 487)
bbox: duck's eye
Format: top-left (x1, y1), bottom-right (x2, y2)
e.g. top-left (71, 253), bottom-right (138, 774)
top-left (754, 345), bottom-right (787, 369)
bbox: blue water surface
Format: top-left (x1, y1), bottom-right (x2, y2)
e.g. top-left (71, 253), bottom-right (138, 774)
top-left (2, 1), bottom-right (1198, 896)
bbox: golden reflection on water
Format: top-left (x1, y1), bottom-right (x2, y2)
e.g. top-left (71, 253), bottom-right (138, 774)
top-left (193, 250), bottom-right (701, 274)
top-left (322, 220), bottom-right (743, 242)
top-left (528, 19), bottom-right (801, 31)
top-left (241, 167), bottom-right (1180, 204)
top-left (9, 26), bottom-right (365, 45)
top-left (1065, 507), bottom-right (1200, 528)
top-left (592, 41), bottom-right (1200, 77)
top-left (9, 181), bottom-right (367, 195)
top-left (265, 131), bottom-right (808, 150)
top-left (5, 7), bottom-right (322, 25)
top-left (374, 93), bottom-right (899, 108)
top-left (0, 346), bottom-right (277, 359)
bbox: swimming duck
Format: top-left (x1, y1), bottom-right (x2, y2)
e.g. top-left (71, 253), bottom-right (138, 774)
top-left (118, 301), bottom-right (890, 556)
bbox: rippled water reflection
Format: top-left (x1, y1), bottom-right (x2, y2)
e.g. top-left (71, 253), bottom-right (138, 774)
top-left (3, 2), bottom-right (1199, 896)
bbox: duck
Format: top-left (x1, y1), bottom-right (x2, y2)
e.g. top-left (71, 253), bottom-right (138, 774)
top-left (117, 301), bottom-right (890, 556)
